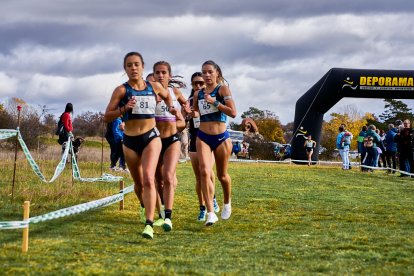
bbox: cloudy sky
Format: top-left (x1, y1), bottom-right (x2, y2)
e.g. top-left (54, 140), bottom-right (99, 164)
top-left (1, 0), bottom-right (414, 124)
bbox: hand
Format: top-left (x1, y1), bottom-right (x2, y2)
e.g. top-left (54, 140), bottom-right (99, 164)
top-left (181, 102), bottom-right (191, 114)
top-left (169, 106), bottom-right (177, 115)
top-left (125, 97), bottom-right (137, 112)
top-left (204, 94), bottom-right (214, 104)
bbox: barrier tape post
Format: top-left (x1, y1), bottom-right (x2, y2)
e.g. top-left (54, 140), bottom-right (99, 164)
top-left (11, 105), bottom-right (22, 202)
top-left (120, 181), bottom-right (124, 211)
top-left (101, 119), bottom-right (105, 176)
top-left (71, 150), bottom-right (74, 187)
top-left (22, 201), bottom-right (30, 253)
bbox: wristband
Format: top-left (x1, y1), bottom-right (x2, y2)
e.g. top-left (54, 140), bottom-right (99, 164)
top-left (213, 100), bottom-right (220, 107)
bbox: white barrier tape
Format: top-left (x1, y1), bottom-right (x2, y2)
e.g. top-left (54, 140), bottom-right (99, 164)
top-left (229, 158), bottom-right (289, 164)
top-left (29, 193), bottom-right (123, 223)
top-left (18, 132), bottom-right (50, 182)
top-left (360, 164), bottom-right (414, 176)
top-left (229, 158), bottom-right (359, 166)
top-left (0, 129), bottom-right (18, 140)
top-left (70, 151), bottom-right (123, 182)
top-left (0, 184), bottom-right (134, 230)
top-left (122, 185), bottom-right (135, 194)
top-left (0, 221), bottom-right (29, 230)
top-left (16, 132), bottom-right (71, 182)
top-left (2, 128), bottom-right (122, 183)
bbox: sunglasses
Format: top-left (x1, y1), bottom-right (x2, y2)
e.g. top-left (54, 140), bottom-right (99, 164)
top-left (193, 81), bottom-right (205, 86)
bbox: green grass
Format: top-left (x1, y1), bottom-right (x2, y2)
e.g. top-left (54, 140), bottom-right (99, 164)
top-left (41, 136), bottom-right (108, 148)
top-left (1, 158), bottom-right (414, 274)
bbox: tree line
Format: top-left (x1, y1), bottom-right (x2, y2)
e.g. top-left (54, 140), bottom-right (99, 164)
top-left (1, 97), bottom-right (413, 157)
top-left (0, 98), bottom-right (104, 149)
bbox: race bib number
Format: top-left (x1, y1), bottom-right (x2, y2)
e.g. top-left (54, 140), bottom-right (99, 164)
top-left (198, 98), bottom-right (218, 116)
top-left (155, 101), bottom-right (176, 118)
top-left (132, 95), bottom-right (156, 115)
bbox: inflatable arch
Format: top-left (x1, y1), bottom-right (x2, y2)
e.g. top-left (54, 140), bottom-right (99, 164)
top-left (291, 68), bottom-right (414, 162)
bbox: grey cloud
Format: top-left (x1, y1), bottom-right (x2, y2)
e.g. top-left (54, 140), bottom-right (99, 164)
top-left (3, 0), bottom-right (414, 21)
top-left (1, 1), bottom-right (414, 125)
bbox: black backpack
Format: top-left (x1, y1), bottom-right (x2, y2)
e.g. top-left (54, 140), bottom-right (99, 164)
top-left (56, 115), bottom-right (69, 145)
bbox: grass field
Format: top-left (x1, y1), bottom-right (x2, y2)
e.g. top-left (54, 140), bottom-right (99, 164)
top-left (1, 150), bottom-right (414, 274)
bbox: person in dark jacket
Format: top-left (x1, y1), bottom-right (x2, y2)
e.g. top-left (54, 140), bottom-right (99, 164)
top-left (363, 125), bottom-right (381, 169)
top-left (108, 117), bottom-right (127, 172)
top-left (58, 103), bottom-right (74, 154)
top-left (377, 129), bottom-right (387, 167)
top-left (384, 123), bottom-right (398, 173)
top-left (232, 141), bottom-right (241, 156)
top-left (394, 119), bottom-right (414, 176)
top-left (357, 126), bottom-right (367, 170)
top-left (61, 103), bottom-right (73, 134)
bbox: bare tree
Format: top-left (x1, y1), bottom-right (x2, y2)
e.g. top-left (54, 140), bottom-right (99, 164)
top-left (73, 111), bottom-right (104, 137)
top-left (1, 98), bottom-right (43, 149)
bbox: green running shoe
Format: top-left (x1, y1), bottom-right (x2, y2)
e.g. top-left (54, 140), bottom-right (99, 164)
top-left (142, 225), bottom-right (153, 239)
top-left (153, 218), bottom-right (164, 227)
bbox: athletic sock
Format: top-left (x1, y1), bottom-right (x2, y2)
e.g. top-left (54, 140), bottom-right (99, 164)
top-left (140, 203), bottom-right (144, 208)
top-left (159, 213), bottom-right (163, 219)
top-left (165, 209), bottom-right (172, 220)
top-left (145, 220), bottom-right (153, 227)
top-left (200, 205), bottom-right (206, 211)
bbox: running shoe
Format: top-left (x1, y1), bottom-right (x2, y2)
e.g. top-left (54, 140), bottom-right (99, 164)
top-left (221, 203), bottom-right (232, 220)
top-left (163, 218), bottom-right (172, 232)
top-left (142, 225), bottom-right (154, 239)
top-left (153, 218), bottom-right (164, 227)
top-left (197, 209), bottom-right (206, 222)
top-left (213, 197), bottom-right (220, 213)
top-left (140, 207), bottom-right (146, 224)
top-left (205, 212), bottom-right (218, 226)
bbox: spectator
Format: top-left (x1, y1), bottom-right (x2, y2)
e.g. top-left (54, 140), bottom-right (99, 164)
top-left (57, 103), bottom-right (74, 154)
top-left (336, 125), bottom-right (353, 170)
top-left (241, 141), bottom-right (249, 156)
top-left (394, 119), bottom-right (414, 177)
top-left (105, 121), bottom-right (115, 166)
top-left (357, 126), bottom-right (367, 170)
top-left (61, 103), bottom-right (73, 135)
top-left (363, 125), bottom-right (381, 170)
top-left (108, 117), bottom-right (127, 172)
top-left (384, 123), bottom-right (398, 173)
top-left (376, 129), bottom-right (387, 167)
top-left (232, 141), bottom-right (241, 156)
